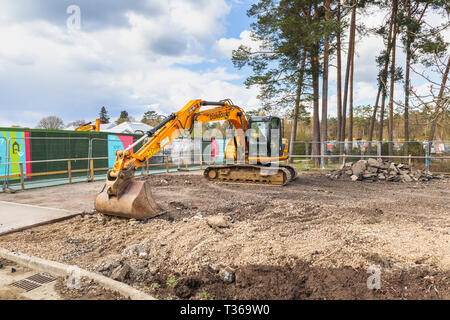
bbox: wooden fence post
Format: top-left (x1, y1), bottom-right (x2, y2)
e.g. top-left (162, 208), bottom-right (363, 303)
top-left (90, 159), bottom-right (94, 182)
top-left (19, 163), bottom-right (25, 191)
top-left (146, 160), bottom-right (149, 175)
top-left (68, 160), bottom-right (72, 184)
top-left (166, 156), bottom-right (169, 173)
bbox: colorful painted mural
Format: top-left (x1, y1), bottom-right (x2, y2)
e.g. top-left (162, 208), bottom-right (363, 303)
top-left (207, 138), bottom-right (225, 163)
top-left (0, 130), bottom-right (31, 179)
top-left (107, 135), bottom-right (134, 168)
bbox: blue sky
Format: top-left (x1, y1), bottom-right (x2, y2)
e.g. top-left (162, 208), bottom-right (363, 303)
top-left (0, 0), bottom-right (447, 128)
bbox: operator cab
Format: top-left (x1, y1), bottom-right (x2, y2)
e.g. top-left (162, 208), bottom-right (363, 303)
top-left (248, 116), bottom-right (284, 158)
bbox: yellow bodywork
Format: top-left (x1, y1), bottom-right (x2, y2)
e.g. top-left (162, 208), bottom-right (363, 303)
top-left (76, 119), bottom-right (101, 132)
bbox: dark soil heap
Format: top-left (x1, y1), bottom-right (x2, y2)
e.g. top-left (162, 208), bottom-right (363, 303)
top-left (328, 158), bottom-right (437, 182)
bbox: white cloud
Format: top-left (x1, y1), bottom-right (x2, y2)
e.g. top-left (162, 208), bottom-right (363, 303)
top-left (212, 30), bottom-right (261, 58)
top-left (0, 0), bottom-right (259, 128)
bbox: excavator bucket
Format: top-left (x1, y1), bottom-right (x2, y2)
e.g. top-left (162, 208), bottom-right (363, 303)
top-left (94, 179), bottom-right (162, 219)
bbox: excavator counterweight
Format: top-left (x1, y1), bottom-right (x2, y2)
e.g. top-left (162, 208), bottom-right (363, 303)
top-left (94, 99), bottom-right (297, 219)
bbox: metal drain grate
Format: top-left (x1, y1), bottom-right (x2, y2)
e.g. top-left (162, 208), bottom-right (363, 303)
top-left (10, 279), bottom-right (42, 292)
top-left (26, 273), bottom-right (56, 284)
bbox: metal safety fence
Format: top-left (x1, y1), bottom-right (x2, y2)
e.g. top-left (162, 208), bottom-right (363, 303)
top-left (1, 137), bottom-right (448, 192)
top-left (289, 140), bottom-right (450, 173)
top-left (0, 136), bottom-right (216, 192)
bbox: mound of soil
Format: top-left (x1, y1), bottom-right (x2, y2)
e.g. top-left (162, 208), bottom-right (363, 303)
top-left (122, 260), bottom-right (449, 300)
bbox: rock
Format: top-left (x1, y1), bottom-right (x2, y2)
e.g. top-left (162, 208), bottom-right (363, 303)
top-left (368, 167), bottom-right (378, 173)
top-left (149, 265), bottom-right (159, 275)
top-left (206, 216), bottom-right (230, 228)
top-left (402, 174), bottom-right (412, 182)
top-left (339, 162), bottom-right (353, 170)
top-left (111, 264), bottom-right (130, 282)
top-left (139, 252), bottom-right (148, 259)
top-left (352, 160), bottom-right (367, 176)
top-left (329, 159), bottom-right (437, 184)
top-left (219, 267), bottom-right (235, 283)
top-left (367, 158), bottom-right (382, 168)
top-left (389, 163), bottom-right (399, 173)
top-left (96, 257), bottom-right (121, 274)
top-left (193, 212), bottom-right (204, 220)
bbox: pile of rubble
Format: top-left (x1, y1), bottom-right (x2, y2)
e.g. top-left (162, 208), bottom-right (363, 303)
top-left (328, 158), bottom-right (437, 182)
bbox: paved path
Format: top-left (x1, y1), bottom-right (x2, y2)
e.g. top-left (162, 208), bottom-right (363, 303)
top-left (0, 259), bottom-right (60, 300)
top-left (0, 201), bottom-right (77, 236)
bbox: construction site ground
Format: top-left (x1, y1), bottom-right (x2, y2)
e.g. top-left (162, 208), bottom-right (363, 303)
top-left (0, 171), bottom-right (449, 300)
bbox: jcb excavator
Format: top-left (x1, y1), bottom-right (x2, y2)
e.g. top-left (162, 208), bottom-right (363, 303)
top-left (76, 119), bottom-right (101, 132)
top-left (95, 99), bottom-right (297, 219)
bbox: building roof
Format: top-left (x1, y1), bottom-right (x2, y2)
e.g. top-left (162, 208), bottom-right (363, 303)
top-left (104, 122), bottom-right (153, 134)
top-left (64, 121), bottom-right (152, 134)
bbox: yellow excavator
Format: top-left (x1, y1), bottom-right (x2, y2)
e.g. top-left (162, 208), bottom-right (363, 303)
top-left (76, 119), bottom-right (101, 132)
top-left (94, 99), bottom-right (297, 219)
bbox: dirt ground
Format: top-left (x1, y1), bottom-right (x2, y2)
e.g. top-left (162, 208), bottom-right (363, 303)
top-left (0, 171), bottom-right (449, 300)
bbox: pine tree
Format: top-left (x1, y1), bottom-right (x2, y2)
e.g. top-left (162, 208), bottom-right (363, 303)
top-left (99, 106), bottom-right (110, 124)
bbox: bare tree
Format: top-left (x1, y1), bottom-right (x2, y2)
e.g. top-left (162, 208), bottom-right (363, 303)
top-left (36, 116), bottom-right (64, 130)
top-left (66, 120), bottom-right (87, 128)
top-left (410, 55), bottom-right (450, 152)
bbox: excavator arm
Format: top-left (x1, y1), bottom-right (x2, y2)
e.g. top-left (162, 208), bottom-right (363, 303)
top-left (105, 99), bottom-right (248, 196)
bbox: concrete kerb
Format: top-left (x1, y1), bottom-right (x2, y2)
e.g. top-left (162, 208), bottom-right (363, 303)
top-left (0, 248), bottom-right (156, 300)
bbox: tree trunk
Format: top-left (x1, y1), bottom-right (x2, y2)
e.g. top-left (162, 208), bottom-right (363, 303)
top-left (311, 4), bottom-right (320, 166)
top-left (289, 54), bottom-right (306, 163)
top-left (369, 11), bottom-right (394, 147)
top-left (336, 1), bottom-right (343, 150)
top-left (312, 52), bottom-right (321, 166)
top-left (388, 0), bottom-right (398, 157)
top-left (428, 56), bottom-right (450, 152)
top-left (340, 0), bottom-right (357, 155)
top-left (378, 89), bottom-right (387, 143)
top-left (321, 0), bottom-right (330, 164)
top-left (348, 30), bottom-right (355, 151)
top-left (404, 41), bottom-right (411, 154)
top-left (368, 90), bottom-right (381, 147)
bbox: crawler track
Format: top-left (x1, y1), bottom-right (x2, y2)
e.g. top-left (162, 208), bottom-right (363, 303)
top-left (203, 164), bottom-right (298, 186)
